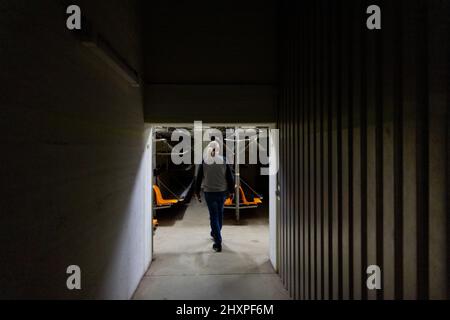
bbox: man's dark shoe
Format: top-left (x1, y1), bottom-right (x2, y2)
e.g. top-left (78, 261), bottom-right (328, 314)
top-left (212, 243), bottom-right (222, 252)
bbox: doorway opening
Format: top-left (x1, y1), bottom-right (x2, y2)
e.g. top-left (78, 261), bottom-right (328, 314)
top-left (136, 123), bottom-right (284, 300)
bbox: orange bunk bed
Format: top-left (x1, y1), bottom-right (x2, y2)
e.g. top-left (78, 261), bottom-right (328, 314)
top-left (153, 185), bottom-right (179, 209)
top-left (224, 186), bottom-right (262, 209)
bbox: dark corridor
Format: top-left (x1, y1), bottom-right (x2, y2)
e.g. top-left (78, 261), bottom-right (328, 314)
top-left (0, 0), bottom-right (448, 300)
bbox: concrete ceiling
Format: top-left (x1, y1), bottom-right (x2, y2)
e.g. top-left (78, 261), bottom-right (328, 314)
top-left (141, 0), bottom-right (279, 85)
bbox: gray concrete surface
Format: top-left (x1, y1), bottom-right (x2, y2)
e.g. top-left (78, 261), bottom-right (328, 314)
top-left (133, 200), bottom-right (290, 300)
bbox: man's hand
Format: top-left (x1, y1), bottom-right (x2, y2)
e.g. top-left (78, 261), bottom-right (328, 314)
top-left (195, 193), bottom-right (202, 203)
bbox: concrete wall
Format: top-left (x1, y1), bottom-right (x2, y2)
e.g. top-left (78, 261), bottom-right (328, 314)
top-left (0, 0), bottom-right (148, 299)
top-left (142, 0), bottom-right (279, 123)
top-left (277, 0), bottom-right (449, 300)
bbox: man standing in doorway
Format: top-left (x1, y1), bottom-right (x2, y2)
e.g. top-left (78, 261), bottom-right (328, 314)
top-left (195, 141), bottom-right (235, 252)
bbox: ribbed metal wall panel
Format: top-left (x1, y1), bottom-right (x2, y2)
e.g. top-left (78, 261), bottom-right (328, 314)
top-left (277, 0), bottom-right (449, 300)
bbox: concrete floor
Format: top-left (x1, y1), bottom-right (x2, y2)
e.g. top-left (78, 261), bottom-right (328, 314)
top-left (133, 199), bottom-right (290, 300)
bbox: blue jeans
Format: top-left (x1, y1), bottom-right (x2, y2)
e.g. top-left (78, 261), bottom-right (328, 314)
top-left (204, 192), bottom-right (226, 245)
